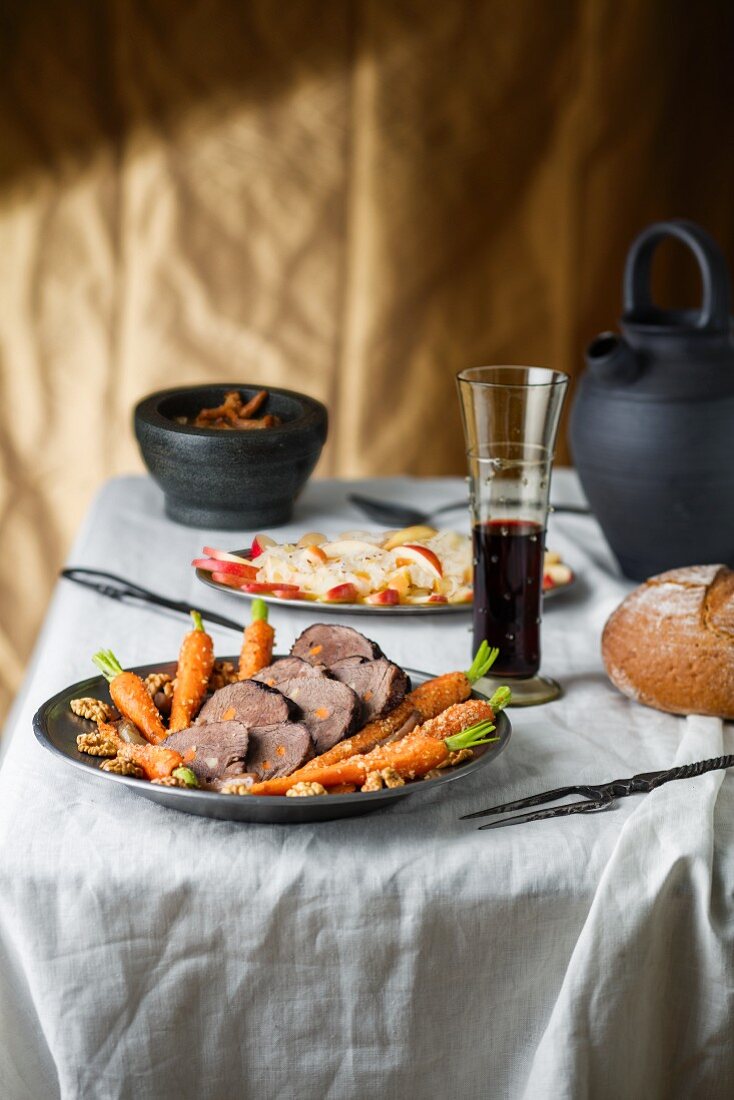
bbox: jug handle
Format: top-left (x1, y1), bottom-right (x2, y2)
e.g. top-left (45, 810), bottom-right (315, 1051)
top-left (623, 219), bottom-right (731, 332)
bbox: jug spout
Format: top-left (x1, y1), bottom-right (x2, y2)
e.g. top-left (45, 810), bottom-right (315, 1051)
top-left (585, 332), bottom-right (640, 382)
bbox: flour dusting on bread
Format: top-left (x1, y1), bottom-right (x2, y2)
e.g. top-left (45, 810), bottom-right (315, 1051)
top-left (602, 565), bottom-right (734, 718)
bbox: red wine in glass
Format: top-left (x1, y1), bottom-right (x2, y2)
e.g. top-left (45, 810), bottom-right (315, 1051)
top-left (472, 519), bottom-right (544, 678)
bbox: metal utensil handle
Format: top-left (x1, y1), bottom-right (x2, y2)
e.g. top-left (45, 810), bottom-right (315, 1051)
top-left (623, 219), bottom-right (732, 332)
top-left (60, 567), bottom-right (244, 632)
top-left (649, 754), bottom-right (734, 788)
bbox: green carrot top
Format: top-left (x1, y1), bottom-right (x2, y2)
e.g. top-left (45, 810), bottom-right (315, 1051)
top-left (92, 649), bottom-right (125, 682)
top-left (190, 610), bottom-right (205, 632)
top-left (445, 719), bottom-right (498, 753)
top-left (488, 686), bottom-right (512, 711)
top-left (251, 598), bottom-right (269, 623)
top-left (466, 641), bottom-right (499, 684)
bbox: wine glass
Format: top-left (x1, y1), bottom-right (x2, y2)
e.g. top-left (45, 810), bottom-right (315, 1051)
top-left (456, 365), bottom-right (569, 705)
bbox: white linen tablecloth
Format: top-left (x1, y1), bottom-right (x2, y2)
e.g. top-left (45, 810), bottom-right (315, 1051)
top-left (1, 473), bottom-right (732, 1100)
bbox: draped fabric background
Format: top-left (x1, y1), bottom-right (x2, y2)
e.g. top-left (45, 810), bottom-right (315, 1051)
top-left (0, 0), bottom-right (733, 723)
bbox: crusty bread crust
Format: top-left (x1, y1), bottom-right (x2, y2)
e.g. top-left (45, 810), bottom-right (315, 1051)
top-left (602, 565), bottom-right (734, 718)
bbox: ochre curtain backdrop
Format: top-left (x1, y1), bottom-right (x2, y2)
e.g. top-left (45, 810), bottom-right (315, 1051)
top-left (1, 0), bottom-right (733, 722)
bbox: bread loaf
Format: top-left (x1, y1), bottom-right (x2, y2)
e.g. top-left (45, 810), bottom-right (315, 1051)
top-left (602, 564), bottom-right (734, 718)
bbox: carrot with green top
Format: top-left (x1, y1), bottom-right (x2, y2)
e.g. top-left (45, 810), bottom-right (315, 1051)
top-left (169, 611), bottom-right (215, 732)
top-left (238, 598), bottom-right (274, 679)
top-left (243, 701), bottom-right (500, 796)
top-left (410, 641), bottom-right (499, 716)
top-left (92, 650), bottom-right (168, 744)
top-left (301, 641), bottom-right (500, 771)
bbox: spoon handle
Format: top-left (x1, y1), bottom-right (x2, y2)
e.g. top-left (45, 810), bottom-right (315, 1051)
top-left (428, 500), bottom-right (591, 519)
top-left (426, 500), bottom-right (468, 519)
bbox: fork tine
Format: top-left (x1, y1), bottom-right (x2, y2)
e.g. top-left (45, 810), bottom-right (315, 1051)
top-left (476, 796), bottom-right (613, 830)
top-left (461, 784), bottom-right (592, 820)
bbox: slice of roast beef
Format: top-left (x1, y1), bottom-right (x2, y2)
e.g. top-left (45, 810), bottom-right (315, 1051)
top-left (163, 720), bottom-right (250, 782)
top-left (276, 676), bottom-right (361, 753)
top-left (291, 624), bottom-right (382, 667)
top-left (245, 721), bottom-right (312, 780)
top-left (328, 657), bottom-right (410, 723)
top-left (196, 679), bottom-right (293, 727)
top-left (251, 657), bottom-right (329, 689)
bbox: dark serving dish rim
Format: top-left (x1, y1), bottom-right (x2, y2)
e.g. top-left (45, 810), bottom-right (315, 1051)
top-left (134, 384), bottom-right (328, 441)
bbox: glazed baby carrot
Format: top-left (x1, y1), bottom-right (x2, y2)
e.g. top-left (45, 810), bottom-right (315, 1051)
top-left (169, 611), bottom-right (215, 733)
top-left (238, 599), bottom-right (275, 679)
top-left (301, 641), bottom-right (500, 771)
top-left (92, 650), bottom-right (168, 744)
top-left (246, 700), bottom-right (498, 796)
top-left (117, 742), bottom-right (186, 781)
top-left (95, 721), bottom-right (186, 781)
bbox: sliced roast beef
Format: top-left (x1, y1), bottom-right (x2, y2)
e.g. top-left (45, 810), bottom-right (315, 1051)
top-left (276, 676), bottom-right (361, 753)
top-left (163, 720), bottom-right (250, 782)
top-left (328, 657), bottom-right (410, 723)
top-left (251, 657), bottom-right (329, 689)
top-left (245, 721), bottom-right (312, 780)
top-left (196, 679), bottom-right (292, 727)
top-left (291, 624), bottom-right (382, 667)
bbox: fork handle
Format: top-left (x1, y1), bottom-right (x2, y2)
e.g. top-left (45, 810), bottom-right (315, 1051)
top-left (645, 755), bottom-right (734, 790)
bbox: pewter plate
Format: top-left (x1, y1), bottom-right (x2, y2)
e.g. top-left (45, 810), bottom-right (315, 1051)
top-left (195, 550), bottom-right (575, 616)
top-left (33, 662), bottom-right (511, 824)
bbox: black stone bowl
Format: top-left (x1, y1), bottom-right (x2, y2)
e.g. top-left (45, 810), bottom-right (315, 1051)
top-left (134, 384), bottom-right (328, 529)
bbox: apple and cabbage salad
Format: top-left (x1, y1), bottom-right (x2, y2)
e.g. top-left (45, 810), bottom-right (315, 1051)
top-left (192, 525), bottom-right (573, 604)
top-left (253, 527), bottom-right (473, 605)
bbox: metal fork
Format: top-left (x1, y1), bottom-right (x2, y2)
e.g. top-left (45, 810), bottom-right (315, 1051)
top-left (461, 756), bottom-right (734, 829)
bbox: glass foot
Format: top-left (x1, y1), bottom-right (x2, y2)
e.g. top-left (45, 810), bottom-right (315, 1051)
top-left (475, 673), bottom-right (562, 707)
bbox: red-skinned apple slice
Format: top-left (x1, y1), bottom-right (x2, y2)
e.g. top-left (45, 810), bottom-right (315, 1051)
top-left (394, 544), bottom-right (443, 578)
top-left (202, 546), bottom-right (252, 565)
top-left (323, 583), bottom-right (358, 603)
top-left (193, 558), bottom-right (258, 578)
top-left (211, 571), bottom-right (248, 589)
top-left (250, 534), bottom-right (277, 559)
top-left (365, 588), bottom-right (400, 605)
top-left (240, 581), bottom-right (302, 595)
top-left (427, 594), bottom-right (448, 604)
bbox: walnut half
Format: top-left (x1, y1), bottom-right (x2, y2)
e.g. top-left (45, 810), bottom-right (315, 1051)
top-left (70, 697), bottom-right (113, 723)
top-left (285, 781), bottom-right (327, 798)
top-left (361, 771), bottom-right (383, 792)
top-left (100, 757), bottom-right (144, 778)
top-left (380, 767), bottom-right (405, 789)
top-left (76, 730), bottom-right (118, 757)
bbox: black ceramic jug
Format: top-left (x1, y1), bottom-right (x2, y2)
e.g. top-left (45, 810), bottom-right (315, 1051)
top-left (569, 219), bottom-right (734, 580)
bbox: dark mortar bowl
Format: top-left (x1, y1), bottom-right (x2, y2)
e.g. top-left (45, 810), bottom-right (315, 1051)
top-left (134, 384), bottom-right (328, 529)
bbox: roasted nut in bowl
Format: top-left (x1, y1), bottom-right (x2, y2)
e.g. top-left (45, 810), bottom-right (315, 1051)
top-left (134, 384), bottom-right (328, 529)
